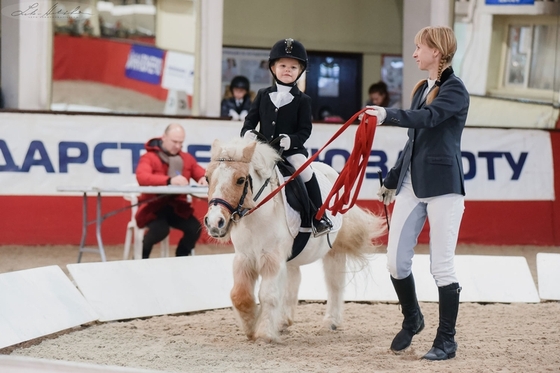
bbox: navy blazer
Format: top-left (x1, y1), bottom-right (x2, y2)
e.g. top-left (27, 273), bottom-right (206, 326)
top-left (240, 85), bottom-right (313, 157)
top-left (220, 96), bottom-right (252, 117)
top-left (383, 67), bottom-right (469, 198)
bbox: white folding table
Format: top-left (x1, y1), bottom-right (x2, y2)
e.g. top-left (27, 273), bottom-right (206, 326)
top-left (57, 185), bottom-right (208, 262)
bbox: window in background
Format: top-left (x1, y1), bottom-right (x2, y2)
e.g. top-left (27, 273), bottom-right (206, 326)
top-left (381, 55), bottom-right (403, 109)
top-left (306, 52), bottom-right (362, 122)
top-left (221, 47), bottom-right (272, 99)
top-left (318, 57), bottom-right (340, 97)
top-left (528, 25), bottom-right (559, 90)
top-left (50, 0), bottom-right (191, 115)
top-left (504, 23), bottom-right (560, 93)
top-left (53, 0), bottom-right (157, 43)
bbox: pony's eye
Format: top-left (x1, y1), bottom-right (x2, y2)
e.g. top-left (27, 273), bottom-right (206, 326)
top-left (236, 177), bottom-right (245, 185)
top-left (205, 176), bottom-right (209, 183)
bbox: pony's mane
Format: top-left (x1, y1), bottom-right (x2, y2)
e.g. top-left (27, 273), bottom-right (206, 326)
top-left (216, 137), bottom-right (281, 179)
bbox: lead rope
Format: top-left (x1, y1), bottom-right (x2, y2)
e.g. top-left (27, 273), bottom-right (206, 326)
top-left (316, 110), bottom-right (378, 218)
top-left (245, 108), bottom-right (378, 217)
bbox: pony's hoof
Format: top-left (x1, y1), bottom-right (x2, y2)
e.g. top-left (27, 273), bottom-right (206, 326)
top-left (323, 317), bottom-right (340, 331)
top-left (279, 321), bottom-right (292, 332)
top-left (255, 334), bottom-right (280, 344)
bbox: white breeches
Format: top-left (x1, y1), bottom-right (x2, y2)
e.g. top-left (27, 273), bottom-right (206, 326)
top-left (386, 173), bottom-right (464, 287)
top-left (286, 154), bottom-right (313, 182)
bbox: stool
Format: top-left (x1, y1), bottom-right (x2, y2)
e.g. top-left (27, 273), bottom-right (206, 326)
top-left (123, 193), bottom-right (170, 260)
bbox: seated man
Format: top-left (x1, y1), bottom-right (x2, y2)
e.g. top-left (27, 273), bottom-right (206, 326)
top-left (135, 123), bottom-right (207, 258)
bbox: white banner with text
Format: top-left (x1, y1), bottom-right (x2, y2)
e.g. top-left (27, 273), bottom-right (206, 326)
top-left (0, 113), bottom-right (554, 201)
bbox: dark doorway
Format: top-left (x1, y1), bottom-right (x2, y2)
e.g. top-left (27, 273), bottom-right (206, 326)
top-left (305, 52), bottom-right (362, 122)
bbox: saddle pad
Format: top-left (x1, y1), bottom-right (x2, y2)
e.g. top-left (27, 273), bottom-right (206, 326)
top-left (276, 165), bottom-right (343, 238)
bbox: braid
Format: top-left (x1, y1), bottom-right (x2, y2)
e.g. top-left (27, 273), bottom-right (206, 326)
top-left (437, 57), bottom-right (446, 81)
top-left (426, 56), bottom-right (447, 104)
top-left (411, 79), bottom-right (426, 101)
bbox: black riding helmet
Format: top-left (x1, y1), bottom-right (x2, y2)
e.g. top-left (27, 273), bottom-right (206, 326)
top-left (229, 75), bottom-right (250, 94)
top-left (268, 38), bottom-right (308, 83)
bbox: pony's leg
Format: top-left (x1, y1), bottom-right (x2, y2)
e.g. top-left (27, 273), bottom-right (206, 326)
top-left (255, 253), bottom-right (287, 343)
top-left (230, 254), bottom-right (259, 340)
top-left (281, 264), bottom-right (301, 330)
top-left (322, 250), bottom-right (347, 330)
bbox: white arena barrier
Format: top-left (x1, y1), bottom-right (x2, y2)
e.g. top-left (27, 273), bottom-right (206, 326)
top-left (0, 266), bottom-right (99, 349)
top-left (298, 254), bottom-right (541, 303)
top-left (68, 253), bottom-right (541, 326)
top-left (67, 254), bottom-right (236, 322)
top-left (536, 253), bottom-right (560, 301)
top-left (0, 355), bottom-right (167, 373)
top-left (0, 253), bottom-right (543, 350)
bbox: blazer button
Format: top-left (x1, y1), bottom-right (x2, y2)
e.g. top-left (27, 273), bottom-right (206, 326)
top-left (272, 121), bottom-right (276, 125)
top-left (275, 108), bottom-right (278, 112)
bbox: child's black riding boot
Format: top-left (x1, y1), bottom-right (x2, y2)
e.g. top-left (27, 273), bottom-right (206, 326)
top-left (390, 273), bottom-right (425, 352)
top-left (304, 174), bottom-right (332, 237)
top-left (423, 282), bottom-right (461, 360)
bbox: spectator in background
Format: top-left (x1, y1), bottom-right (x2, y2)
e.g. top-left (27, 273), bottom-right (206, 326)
top-left (135, 123), bottom-right (207, 259)
top-left (221, 75), bottom-right (252, 121)
top-left (365, 80), bottom-right (391, 107)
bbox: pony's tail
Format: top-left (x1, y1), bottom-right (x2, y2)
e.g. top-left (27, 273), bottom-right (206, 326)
top-left (331, 205), bottom-right (387, 268)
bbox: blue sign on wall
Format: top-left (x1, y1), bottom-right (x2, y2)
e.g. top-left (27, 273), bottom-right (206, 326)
top-left (125, 45), bottom-right (165, 85)
top-left (485, 0), bottom-right (534, 4)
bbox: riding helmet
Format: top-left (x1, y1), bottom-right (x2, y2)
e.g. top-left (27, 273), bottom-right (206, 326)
top-left (268, 38), bottom-right (308, 74)
top-left (229, 75), bottom-right (250, 93)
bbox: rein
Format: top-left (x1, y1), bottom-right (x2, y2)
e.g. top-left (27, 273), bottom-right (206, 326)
top-left (208, 111), bottom-right (378, 222)
top-left (246, 108), bottom-right (378, 218)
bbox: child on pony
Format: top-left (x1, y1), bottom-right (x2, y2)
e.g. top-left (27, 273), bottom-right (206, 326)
top-left (240, 38), bottom-right (332, 236)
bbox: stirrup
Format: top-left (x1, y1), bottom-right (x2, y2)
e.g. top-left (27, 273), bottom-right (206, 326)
top-left (312, 216), bottom-right (333, 237)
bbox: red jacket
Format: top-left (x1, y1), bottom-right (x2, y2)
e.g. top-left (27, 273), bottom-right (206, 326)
top-left (135, 137), bottom-right (206, 228)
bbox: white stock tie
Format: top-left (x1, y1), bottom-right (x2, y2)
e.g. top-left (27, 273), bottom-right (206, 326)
top-left (269, 85), bottom-right (294, 108)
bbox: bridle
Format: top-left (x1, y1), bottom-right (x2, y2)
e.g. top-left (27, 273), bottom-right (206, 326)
top-left (207, 157), bottom-right (272, 223)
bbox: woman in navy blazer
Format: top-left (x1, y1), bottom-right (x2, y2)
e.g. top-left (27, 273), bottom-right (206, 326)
top-left (367, 26), bottom-right (469, 361)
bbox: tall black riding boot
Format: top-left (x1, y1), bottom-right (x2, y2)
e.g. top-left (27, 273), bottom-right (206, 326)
top-left (423, 282), bottom-right (462, 361)
top-left (390, 274), bottom-right (425, 352)
top-left (304, 174), bottom-right (332, 237)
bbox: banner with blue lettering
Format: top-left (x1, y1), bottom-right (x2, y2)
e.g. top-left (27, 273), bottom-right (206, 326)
top-left (0, 113), bottom-right (554, 201)
top-left (125, 45), bottom-right (165, 85)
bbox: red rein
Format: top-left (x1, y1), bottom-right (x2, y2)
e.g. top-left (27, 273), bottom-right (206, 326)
top-left (247, 108), bottom-right (378, 218)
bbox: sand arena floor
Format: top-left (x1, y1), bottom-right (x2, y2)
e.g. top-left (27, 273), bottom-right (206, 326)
top-left (0, 244), bottom-right (559, 372)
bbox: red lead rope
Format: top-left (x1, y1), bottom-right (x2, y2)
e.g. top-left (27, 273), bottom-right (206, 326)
top-left (246, 108), bottom-right (378, 217)
top-left (316, 108), bottom-right (378, 218)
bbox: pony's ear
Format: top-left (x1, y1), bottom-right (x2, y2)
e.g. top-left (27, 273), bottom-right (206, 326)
top-left (241, 141), bottom-right (257, 163)
top-left (210, 139), bottom-right (222, 160)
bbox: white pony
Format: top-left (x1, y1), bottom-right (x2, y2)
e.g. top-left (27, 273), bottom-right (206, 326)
top-left (203, 137), bottom-right (386, 343)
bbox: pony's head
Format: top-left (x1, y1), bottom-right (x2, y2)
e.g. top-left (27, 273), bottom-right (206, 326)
top-left (203, 137), bottom-right (280, 239)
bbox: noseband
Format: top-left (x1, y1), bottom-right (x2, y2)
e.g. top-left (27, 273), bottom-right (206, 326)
top-left (207, 155), bottom-right (275, 223)
top-left (208, 173), bottom-right (253, 223)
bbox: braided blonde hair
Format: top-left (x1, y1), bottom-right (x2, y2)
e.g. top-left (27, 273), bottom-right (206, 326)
top-left (411, 26), bottom-right (457, 104)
